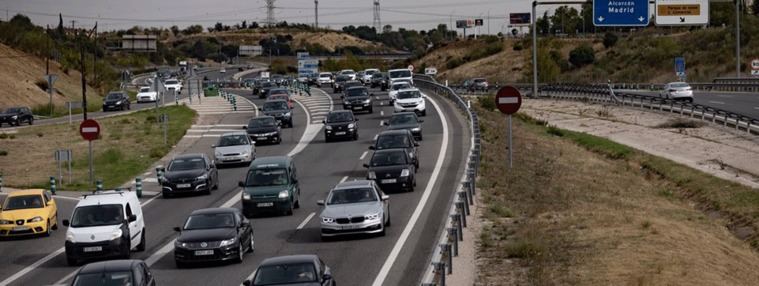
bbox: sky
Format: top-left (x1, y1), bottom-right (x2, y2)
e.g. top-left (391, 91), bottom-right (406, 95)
top-left (1, 0), bottom-right (562, 33)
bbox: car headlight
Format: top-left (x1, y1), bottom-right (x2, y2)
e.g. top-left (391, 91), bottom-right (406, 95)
top-left (400, 169), bottom-right (410, 177)
top-left (240, 150), bottom-right (249, 156)
top-left (196, 174), bottom-right (208, 181)
top-left (219, 237), bottom-right (237, 247)
top-left (283, 112), bottom-right (292, 117)
top-left (411, 127), bottom-right (421, 132)
top-left (66, 232), bottom-right (75, 242)
top-left (242, 192), bottom-right (251, 200)
top-left (175, 241), bottom-right (188, 248)
top-left (409, 152), bottom-right (414, 158)
top-left (325, 125), bottom-right (332, 130)
top-left (367, 171), bottom-right (377, 180)
top-left (111, 229), bottom-right (123, 240)
top-left (348, 123), bottom-right (355, 129)
top-left (278, 190), bottom-right (290, 199)
top-left (115, 101), bottom-right (122, 105)
top-left (365, 213), bottom-right (380, 221)
top-left (11, 115), bottom-right (18, 119)
top-left (0, 219), bottom-right (13, 225)
top-left (322, 217), bottom-right (335, 224)
top-left (29, 216), bottom-right (43, 223)
top-left (215, 151), bottom-right (222, 157)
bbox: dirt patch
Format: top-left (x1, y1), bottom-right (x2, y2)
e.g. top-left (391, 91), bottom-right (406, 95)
top-left (174, 29), bottom-right (393, 53)
top-left (474, 103), bottom-right (759, 285)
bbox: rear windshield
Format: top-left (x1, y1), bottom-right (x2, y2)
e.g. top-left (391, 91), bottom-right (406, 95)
top-left (71, 205), bottom-right (124, 227)
top-left (376, 134), bottom-right (412, 149)
top-left (165, 80), bottom-right (178, 85)
top-left (389, 70), bottom-right (411, 78)
top-left (389, 114), bottom-right (418, 125)
top-left (254, 263), bottom-right (318, 284)
top-left (670, 83), bottom-right (690, 88)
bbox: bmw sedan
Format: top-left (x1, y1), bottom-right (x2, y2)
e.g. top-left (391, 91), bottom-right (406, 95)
top-left (365, 149), bottom-right (416, 192)
top-left (160, 154), bottom-right (219, 198)
top-left (660, 82), bottom-right (694, 102)
top-left (243, 255), bottom-right (335, 286)
top-left (317, 180), bottom-right (390, 239)
top-left (173, 208), bottom-right (254, 267)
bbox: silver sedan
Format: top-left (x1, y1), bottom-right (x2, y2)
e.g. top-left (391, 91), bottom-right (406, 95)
top-left (213, 132), bottom-right (256, 167)
top-left (317, 180), bottom-right (390, 240)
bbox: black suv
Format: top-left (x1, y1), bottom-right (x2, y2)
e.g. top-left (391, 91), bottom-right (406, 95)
top-left (342, 86), bottom-right (373, 113)
top-left (384, 112), bottom-right (423, 140)
top-left (364, 148), bottom-right (416, 192)
top-left (260, 100), bottom-right (293, 128)
top-left (0, 106), bottom-right (33, 127)
top-left (371, 72), bottom-right (387, 90)
top-left (332, 75), bottom-right (351, 93)
top-left (370, 129), bottom-right (419, 169)
top-left (323, 110), bottom-right (359, 142)
top-left (102, 91), bottom-right (131, 111)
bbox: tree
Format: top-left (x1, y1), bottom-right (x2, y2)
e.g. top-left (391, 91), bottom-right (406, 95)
top-left (241, 20), bottom-right (247, 29)
top-left (170, 25), bottom-right (180, 36)
top-left (251, 22), bottom-right (260, 29)
top-left (753, 0), bottom-right (759, 16)
top-left (382, 25), bottom-right (392, 33)
top-left (603, 32), bottom-right (618, 48)
top-left (536, 11), bottom-right (550, 35)
top-left (214, 22), bottom-right (223, 32)
top-left (569, 45), bottom-right (595, 67)
top-left (57, 13), bottom-right (65, 38)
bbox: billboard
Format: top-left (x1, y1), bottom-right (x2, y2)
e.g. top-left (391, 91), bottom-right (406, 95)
top-left (239, 45), bottom-right (263, 56)
top-left (655, 0), bottom-right (709, 26)
top-left (121, 35), bottom-right (157, 52)
top-left (509, 13), bottom-right (531, 25)
top-left (455, 19), bottom-right (475, 28)
top-left (297, 58), bottom-right (319, 77)
top-left (474, 19), bottom-right (484, 26)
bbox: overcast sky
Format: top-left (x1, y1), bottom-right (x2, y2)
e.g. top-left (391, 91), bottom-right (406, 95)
top-left (2, 0), bottom-right (565, 33)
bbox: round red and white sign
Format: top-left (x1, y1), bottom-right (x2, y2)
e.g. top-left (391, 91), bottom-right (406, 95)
top-left (495, 86), bottom-right (522, 115)
top-left (752, 59), bottom-right (759, 70)
top-left (79, 119), bottom-right (101, 141)
top-left (408, 65), bottom-right (415, 72)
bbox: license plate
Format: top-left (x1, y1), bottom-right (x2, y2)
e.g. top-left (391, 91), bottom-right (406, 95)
top-left (353, 107), bottom-right (362, 110)
top-left (177, 183), bottom-right (191, 188)
top-left (12, 226), bottom-right (28, 231)
top-left (342, 225), bottom-right (361, 230)
top-left (381, 179), bottom-right (397, 184)
top-left (257, 202), bottom-right (274, 207)
top-left (83, 246), bottom-right (102, 252)
top-left (194, 250), bottom-right (214, 256)
top-left (335, 132), bottom-right (346, 135)
top-left (257, 137), bottom-right (267, 141)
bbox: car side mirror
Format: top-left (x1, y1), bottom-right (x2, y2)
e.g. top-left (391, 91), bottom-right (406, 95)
top-left (238, 181), bottom-right (245, 187)
top-left (414, 142), bottom-right (420, 147)
top-left (211, 144), bottom-right (216, 148)
top-left (242, 280), bottom-right (252, 286)
top-left (128, 214), bottom-right (137, 222)
top-left (322, 274), bottom-right (332, 281)
top-left (242, 125), bottom-right (248, 129)
top-left (62, 219), bottom-right (70, 227)
top-left (382, 122), bottom-right (389, 126)
top-left (381, 195), bottom-right (390, 201)
top-left (317, 200), bottom-right (325, 206)
top-left (363, 163), bottom-right (370, 168)
top-left (368, 146), bottom-right (376, 150)
top-left (173, 226), bottom-right (182, 232)
top-left (322, 119), bottom-right (326, 124)
top-left (258, 107), bottom-right (263, 111)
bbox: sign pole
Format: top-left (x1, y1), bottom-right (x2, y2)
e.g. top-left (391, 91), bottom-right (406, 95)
top-left (68, 102), bottom-right (72, 125)
top-left (508, 115), bottom-right (513, 169)
top-left (68, 150), bottom-right (72, 185)
top-left (88, 140), bottom-right (93, 184)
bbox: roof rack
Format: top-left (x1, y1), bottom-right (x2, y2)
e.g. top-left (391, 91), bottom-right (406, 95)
top-left (83, 187), bottom-right (132, 199)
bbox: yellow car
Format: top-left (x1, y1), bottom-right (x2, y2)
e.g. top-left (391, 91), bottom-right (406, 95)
top-left (0, 189), bottom-right (58, 237)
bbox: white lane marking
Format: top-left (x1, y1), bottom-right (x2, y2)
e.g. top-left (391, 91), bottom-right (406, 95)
top-left (379, 120), bottom-right (384, 127)
top-left (0, 248), bottom-right (65, 286)
top-left (186, 129), bottom-right (241, 133)
top-left (371, 92), bottom-right (450, 286)
top-left (359, 151), bottom-right (368, 160)
top-left (374, 134), bottom-right (379, 141)
top-left (287, 99), bottom-right (321, 157)
top-left (296, 212), bottom-right (316, 230)
top-left (754, 107), bottom-right (759, 110)
top-left (380, 110), bottom-right (384, 116)
top-left (339, 176), bottom-right (349, 183)
top-left (709, 101), bottom-right (725, 105)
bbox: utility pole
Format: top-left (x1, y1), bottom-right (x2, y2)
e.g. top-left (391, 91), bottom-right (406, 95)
top-left (46, 25), bottom-right (53, 117)
top-left (79, 30), bottom-right (87, 120)
top-left (373, 0), bottom-right (381, 34)
top-left (314, 0), bottom-right (318, 29)
top-left (487, 11), bottom-right (490, 35)
top-left (93, 22), bottom-right (97, 87)
top-left (70, 20), bottom-right (76, 31)
top-left (736, 0), bottom-right (741, 78)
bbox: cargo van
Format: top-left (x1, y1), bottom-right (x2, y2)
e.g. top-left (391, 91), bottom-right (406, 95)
top-left (239, 156), bottom-right (301, 217)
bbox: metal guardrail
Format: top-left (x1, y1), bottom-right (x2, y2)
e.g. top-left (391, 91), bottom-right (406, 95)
top-left (539, 84), bottom-right (759, 135)
top-left (413, 75), bottom-right (481, 286)
top-left (446, 81), bottom-right (759, 94)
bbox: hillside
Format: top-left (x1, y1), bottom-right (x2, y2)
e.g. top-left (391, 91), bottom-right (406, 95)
top-left (0, 43), bottom-right (101, 112)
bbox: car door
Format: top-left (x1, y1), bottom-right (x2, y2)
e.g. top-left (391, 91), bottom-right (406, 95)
top-left (125, 203), bottom-right (140, 247)
top-left (290, 163), bottom-right (300, 201)
top-left (375, 183), bottom-right (389, 215)
top-left (141, 261), bottom-right (155, 286)
top-left (237, 213), bottom-right (252, 247)
top-left (43, 191), bottom-right (57, 224)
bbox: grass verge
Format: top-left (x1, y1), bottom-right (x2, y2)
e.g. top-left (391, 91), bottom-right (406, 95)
top-left (0, 105), bottom-right (196, 190)
top-left (474, 103), bottom-right (759, 285)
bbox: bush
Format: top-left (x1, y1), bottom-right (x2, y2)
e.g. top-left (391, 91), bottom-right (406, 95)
top-left (513, 43), bottom-right (523, 51)
top-left (479, 95), bottom-right (497, 111)
top-left (603, 32), bottom-right (618, 48)
top-left (35, 79), bottom-right (49, 91)
top-left (446, 58), bottom-right (464, 69)
top-left (569, 45), bottom-right (595, 68)
top-left (0, 150), bottom-right (7, 156)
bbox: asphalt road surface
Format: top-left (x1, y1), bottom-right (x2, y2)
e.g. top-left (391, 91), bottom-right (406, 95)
top-left (0, 84), bottom-right (469, 286)
top-left (622, 90), bottom-right (759, 119)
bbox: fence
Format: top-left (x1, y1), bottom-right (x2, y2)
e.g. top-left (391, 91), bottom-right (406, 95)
top-left (414, 74), bottom-right (482, 286)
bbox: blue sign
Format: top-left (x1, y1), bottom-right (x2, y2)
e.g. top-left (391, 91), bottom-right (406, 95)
top-left (675, 57), bottom-right (685, 76)
top-left (593, 0), bottom-right (649, 27)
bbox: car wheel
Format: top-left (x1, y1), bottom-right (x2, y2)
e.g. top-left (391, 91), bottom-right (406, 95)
top-left (235, 243), bottom-right (244, 263)
top-left (688, 98), bottom-right (694, 103)
top-left (175, 260), bottom-right (186, 269)
top-left (44, 220), bottom-right (52, 237)
top-left (28, 118), bottom-right (33, 125)
top-left (247, 233), bottom-right (255, 253)
top-left (127, 104), bottom-right (131, 110)
top-left (136, 230), bottom-right (146, 251)
top-left (294, 198), bottom-right (300, 209)
top-left (379, 221), bottom-right (386, 237)
top-left (421, 110), bottom-right (426, 117)
top-left (162, 192), bottom-right (171, 199)
top-left (67, 256), bottom-right (78, 266)
top-left (353, 133), bottom-right (358, 141)
top-left (325, 136), bottom-right (331, 143)
top-left (122, 239), bottom-right (131, 259)
top-left (285, 203), bottom-right (294, 216)
top-left (14, 119), bottom-right (20, 126)
top-left (385, 209), bottom-right (391, 226)
top-left (369, 107), bottom-right (374, 114)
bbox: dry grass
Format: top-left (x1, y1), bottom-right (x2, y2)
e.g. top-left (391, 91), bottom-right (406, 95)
top-left (655, 118), bottom-right (706, 129)
top-left (474, 105), bottom-right (759, 285)
top-left (0, 105), bottom-right (196, 190)
top-left (175, 29), bottom-right (392, 53)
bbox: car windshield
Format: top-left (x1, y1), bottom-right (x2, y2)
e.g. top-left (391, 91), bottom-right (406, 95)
top-left (393, 83), bottom-right (411, 90)
top-left (397, 90), bottom-right (421, 99)
top-left (346, 88), bottom-right (368, 97)
top-left (336, 76), bottom-right (349, 82)
top-left (106, 93), bottom-right (122, 100)
top-left (376, 134), bottom-right (411, 149)
top-left (270, 95), bottom-right (289, 101)
top-left (327, 187), bottom-right (377, 205)
top-left (183, 213), bottom-right (235, 230)
top-left (326, 112), bottom-right (353, 123)
top-left (218, 134), bottom-right (249, 147)
top-left (671, 83), bottom-right (690, 88)
top-left (253, 263), bottom-right (318, 285)
top-left (319, 74), bottom-right (332, 78)
top-left (370, 151), bottom-right (408, 166)
top-left (263, 101), bottom-right (289, 111)
top-left (342, 70), bottom-right (355, 75)
top-left (366, 70), bottom-right (377, 75)
top-left (249, 118), bottom-right (276, 128)
top-left (269, 89), bottom-right (288, 96)
top-left (262, 82), bottom-right (274, 87)
top-left (72, 271), bottom-right (133, 286)
top-left (372, 73), bottom-right (383, 79)
top-left (245, 168), bottom-right (289, 186)
top-left (4, 107), bottom-right (21, 113)
top-left (165, 80), bottom-right (178, 85)
top-left (70, 205), bottom-right (124, 227)
top-left (389, 114), bottom-right (417, 125)
top-left (168, 158), bottom-right (206, 171)
top-left (3, 195), bottom-right (44, 210)
top-left (139, 87), bottom-right (150, 92)
top-left (474, 78), bottom-right (486, 83)
top-left (389, 70), bottom-right (411, 78)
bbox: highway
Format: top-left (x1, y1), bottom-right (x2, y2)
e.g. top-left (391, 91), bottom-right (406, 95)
top-left (0, 82), bottom-right (469, 286)
top-left (621, 90), bottom-right (759, 119)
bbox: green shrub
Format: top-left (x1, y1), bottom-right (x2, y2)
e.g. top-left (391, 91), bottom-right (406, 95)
top-left (479, 94), bottom-right (497, 111)
top-left (603, 32), bottom-right (618, 48)
top-left (569, 45), bottom-right (595, 68)
top-left (0, 150), bottom-right (7, 156)
top-left (446, 58), bottom-right (464, 69)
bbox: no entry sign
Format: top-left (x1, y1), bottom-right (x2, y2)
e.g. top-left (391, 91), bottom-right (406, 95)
top-left (79, 119), bottom-right (100, 141)
top-left (495, 86), bottom-right (522, 115)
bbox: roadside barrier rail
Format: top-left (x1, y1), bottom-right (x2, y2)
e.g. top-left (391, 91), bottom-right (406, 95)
top-left (413, 74), bottom-right (481, 286)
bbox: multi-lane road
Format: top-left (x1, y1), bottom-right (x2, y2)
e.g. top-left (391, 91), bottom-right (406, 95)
top-left (0, 78), bottom-right (469, 286)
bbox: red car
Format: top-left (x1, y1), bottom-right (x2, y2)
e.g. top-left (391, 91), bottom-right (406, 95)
top-left (268, 94), bottom-right (293, 109)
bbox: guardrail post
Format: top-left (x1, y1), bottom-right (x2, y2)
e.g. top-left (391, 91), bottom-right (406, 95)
top-left (49, 176), bottom-right (56, 195)
top-left (456, 202), bottom-right (467, 227)
top-left (135, 177), bottom-right (143, 198)
top-left (457, 191), bottom-right (470, 215)
top-left (0, 173), bottom-right (3, 193)
top-left (451, 214), bottom-right (463, 241)
top-left (440, 243), bottom-right (452, 274)
top-left (96, 179), bottom-right (103, 192)
top-left (448, 227), bottom-right (459, 256)
top-left (433, 262), bottom-right (446, 286)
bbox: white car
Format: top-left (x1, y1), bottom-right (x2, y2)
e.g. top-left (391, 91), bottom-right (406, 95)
top-left (213, 132), bottom-right (256, 166)
top-left (62, 190), bottom-right (146, 266)
top-left (393, 88), bottom-right (426, 116)
top-left (362, 68), bottom-right (380, 83)
top-left (220, 68), bottom-right (226, 73)
top-left (317, 72), bottom-right (334, 87)
top-left (163, 79), bottom-right (182, 94)
top-left (388, 68), bottom-right (413, 86)
top-left (340, 69), bottom-right (357, 80)
top-left (388, 81), bottom-right (413, 104)
top-left (136, 86), bottom-right (159, 103)
top-left (660, 82), bottom-right (694, 102)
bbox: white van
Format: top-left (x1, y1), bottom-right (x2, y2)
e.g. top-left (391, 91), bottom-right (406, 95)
top-left (388, 69), bottom-right (414, 85)
top-left (62, 190), bottom-right (146, 266)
